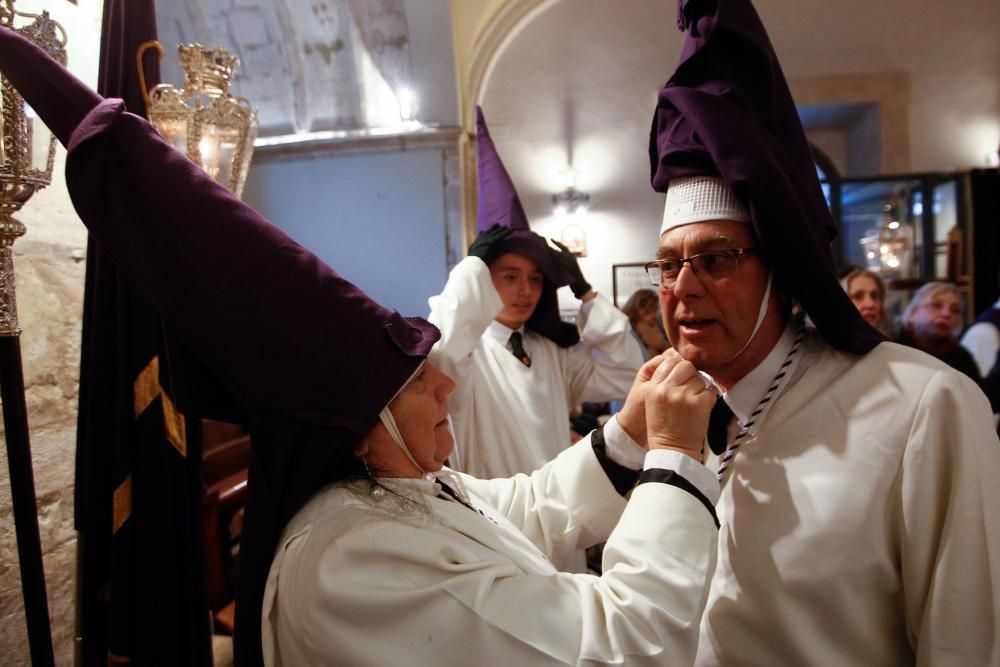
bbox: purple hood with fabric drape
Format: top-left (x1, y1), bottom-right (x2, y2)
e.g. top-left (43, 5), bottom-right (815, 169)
top-left (649, 0), bottom-right (884, 354)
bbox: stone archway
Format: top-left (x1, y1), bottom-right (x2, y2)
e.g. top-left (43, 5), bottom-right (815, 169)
top-left (459, 0), bottom-right (557, 242)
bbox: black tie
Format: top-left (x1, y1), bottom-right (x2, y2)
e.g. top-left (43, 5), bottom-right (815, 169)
top-left (707, 397), bottom-right (734, 456)
top-left (508, 331), bottom-right (531, 367)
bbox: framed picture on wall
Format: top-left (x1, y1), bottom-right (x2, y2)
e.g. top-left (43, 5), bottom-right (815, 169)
top-left (612, 262), bottom-right (652, 308)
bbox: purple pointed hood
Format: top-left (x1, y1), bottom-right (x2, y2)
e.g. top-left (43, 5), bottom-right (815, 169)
top-left (648, 0), bottom-right (884, 354)
top-left (476, 106), bottom-right (578, 347)
top-left (0, 26), bottom-right (438, 667)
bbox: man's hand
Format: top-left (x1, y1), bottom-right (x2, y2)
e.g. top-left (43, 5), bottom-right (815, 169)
top-left (615, 353), bottom-right (667, 447)
top-left (645, 350), bottom-right (716, 460)
top-left (550, 240), bottom-right (592, 299)
top-left (468, 224), bottom-right (512, 265)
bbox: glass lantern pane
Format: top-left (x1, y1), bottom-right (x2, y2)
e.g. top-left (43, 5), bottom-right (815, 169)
top-left (842, 179), bottom-right (920, 279)
top-left (199, 123), bottom-right (241, 191)
top-left (153, 118), bottom-right (189, 156)
top-left (26, 102), bottom-right (53, 173)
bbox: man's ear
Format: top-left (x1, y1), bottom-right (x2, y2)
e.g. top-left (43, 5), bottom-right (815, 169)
top-left (354, 442), bottom-right (369, 458)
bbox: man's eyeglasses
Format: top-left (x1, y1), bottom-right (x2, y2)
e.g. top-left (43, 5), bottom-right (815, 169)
top-left (644, 248), bottom-right (758, 287)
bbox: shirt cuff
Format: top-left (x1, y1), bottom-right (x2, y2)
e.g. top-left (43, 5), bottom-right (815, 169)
top-left (644, 449), bottom-right (720, 506)
top-left (603, 415), bottom-right (646, 469)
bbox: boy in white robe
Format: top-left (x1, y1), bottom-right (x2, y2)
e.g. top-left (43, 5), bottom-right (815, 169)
top-left (429, 107), bottom-right (643, 481)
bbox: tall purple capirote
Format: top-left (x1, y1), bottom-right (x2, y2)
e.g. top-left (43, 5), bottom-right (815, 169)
top-left (649, 0), bottom-right (884, 354)
top-left (475, 106), bottom-right (579, 347)
top-left (0, 26), bottom-right (439, 667)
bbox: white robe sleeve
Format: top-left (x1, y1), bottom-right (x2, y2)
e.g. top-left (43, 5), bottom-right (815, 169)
top-left (564, 293), bottom-right (645, 405)
top-left (959, 321), bottom-right (1000, 378)
top-left (895, 369), bottom-right (1000, 667)
top-left (427, 256), bottom-right (502, 412)
top-left (460, 439), bottom-right (627, 563)
top-left (271, 437), bottom-right (717, 666)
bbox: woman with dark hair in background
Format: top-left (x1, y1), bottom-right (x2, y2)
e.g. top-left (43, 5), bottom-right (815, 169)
top-left (621, 288), bottom-right (670, 359)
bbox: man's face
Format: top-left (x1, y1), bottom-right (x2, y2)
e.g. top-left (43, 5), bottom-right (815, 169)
top-left (908, 289), bottom-right (961, 344)
top-left (386, 361), bottom-right (456, 473)
top-left (657, 220), bottom-right (786, 388)
top-left (490, 252), bottom-right (543, 329)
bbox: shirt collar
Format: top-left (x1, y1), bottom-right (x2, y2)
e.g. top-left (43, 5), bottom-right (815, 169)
top-left (486, 319), bottom-right (525, 346)
top-left (722, 319), bottom-right (799, 425)
top-left (375, 468), bottom-right (469, 502)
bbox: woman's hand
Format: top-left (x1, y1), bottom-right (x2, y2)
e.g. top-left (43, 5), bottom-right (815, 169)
top-left (645, 350), bottom-right (716, 460)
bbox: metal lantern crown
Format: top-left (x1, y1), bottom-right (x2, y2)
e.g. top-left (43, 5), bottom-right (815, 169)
top-left (0, 6), bottom-right (65, 233)
top-left (140, 42), bottom-right (258, 198)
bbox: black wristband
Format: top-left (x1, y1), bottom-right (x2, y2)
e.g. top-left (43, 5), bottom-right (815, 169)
top-left (591, 426), bottom-right (640, 497)
top-left (570, 280), bottom-right (592, 299)
top-left (638, 468), bottom-right (720, 528)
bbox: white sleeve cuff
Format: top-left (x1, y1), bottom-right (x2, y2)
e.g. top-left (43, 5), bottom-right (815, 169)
top-left (644, 449), bottom-right (720, 506)
top-left (602, 415), bottom-right (646, 470)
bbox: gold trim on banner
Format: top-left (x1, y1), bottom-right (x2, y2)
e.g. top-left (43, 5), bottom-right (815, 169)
top-left (131, 355), bottom-right (188, 458)
top-left (161, 392), bottom-right (187, 457)
top-left (133, 356), bottom-right (160, 416)
top-left (112, 474), bottom-right (132, 534)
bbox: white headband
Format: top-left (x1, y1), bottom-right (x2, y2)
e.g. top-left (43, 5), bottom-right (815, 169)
top-left (660, 175), bottom-right (751, 236)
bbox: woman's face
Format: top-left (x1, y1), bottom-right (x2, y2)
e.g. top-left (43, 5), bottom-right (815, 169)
top-left (367, 361), bottom-right (456, 477)
top-left (848, 275), bottom-right (884, 328)
top-left (908, 289), bottom-right (961, 343)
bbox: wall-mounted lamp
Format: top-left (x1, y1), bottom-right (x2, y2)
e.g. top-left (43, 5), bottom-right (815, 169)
top-left (395, 86), bottom-right (417, 122)
top-left (552, 187), bottom-right (591, 217)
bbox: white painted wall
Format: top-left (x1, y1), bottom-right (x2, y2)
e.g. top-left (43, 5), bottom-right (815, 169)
top-left (243, 147), bottom-right (453, 317)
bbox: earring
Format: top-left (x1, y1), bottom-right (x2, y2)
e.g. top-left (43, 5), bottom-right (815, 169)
top-left (363, 457), bottom-right (385, 497)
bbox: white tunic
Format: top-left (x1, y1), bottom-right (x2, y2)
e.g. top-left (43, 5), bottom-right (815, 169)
top-left (428, 256), bottom-right (644, 479)
top-left (697, 333), bottom-right (1000, 666)
top-left (262, 437), bottom-right (718, 666)
top-left (960, 296), bottom-right (1000, 377)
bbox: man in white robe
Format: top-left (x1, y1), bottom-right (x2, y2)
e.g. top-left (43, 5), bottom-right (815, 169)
top-left (429, 108), bottom-right (643, 480)
top-left (618, 1), bottom-right (1000, 664)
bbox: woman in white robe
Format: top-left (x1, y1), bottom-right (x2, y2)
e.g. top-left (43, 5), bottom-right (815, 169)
top-left (263, 354), bottom-right (720, 666)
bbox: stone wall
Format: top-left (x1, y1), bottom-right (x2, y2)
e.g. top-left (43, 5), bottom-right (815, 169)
top-left (0, 2), bottom-right (101, 664)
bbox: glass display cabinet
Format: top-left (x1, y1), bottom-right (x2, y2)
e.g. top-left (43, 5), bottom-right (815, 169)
top-left (821, 168), bottom-right (1000, 324)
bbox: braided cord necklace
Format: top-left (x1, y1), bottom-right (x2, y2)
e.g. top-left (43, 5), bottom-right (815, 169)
top-left (716, 318), bottom-right (806, 483)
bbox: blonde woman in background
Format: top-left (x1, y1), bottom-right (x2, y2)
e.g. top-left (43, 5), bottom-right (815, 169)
top-left (897, 281), bottom-right (982, 383)
top-left (841, 268), bottom-right (888, 332)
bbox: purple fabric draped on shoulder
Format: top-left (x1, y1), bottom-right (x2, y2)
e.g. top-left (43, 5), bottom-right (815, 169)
top-left (649, 0), bottom-right (884, 354)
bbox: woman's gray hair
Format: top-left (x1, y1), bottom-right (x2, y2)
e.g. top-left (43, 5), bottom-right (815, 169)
top-left (902, 281), bottom-right (964, 336)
